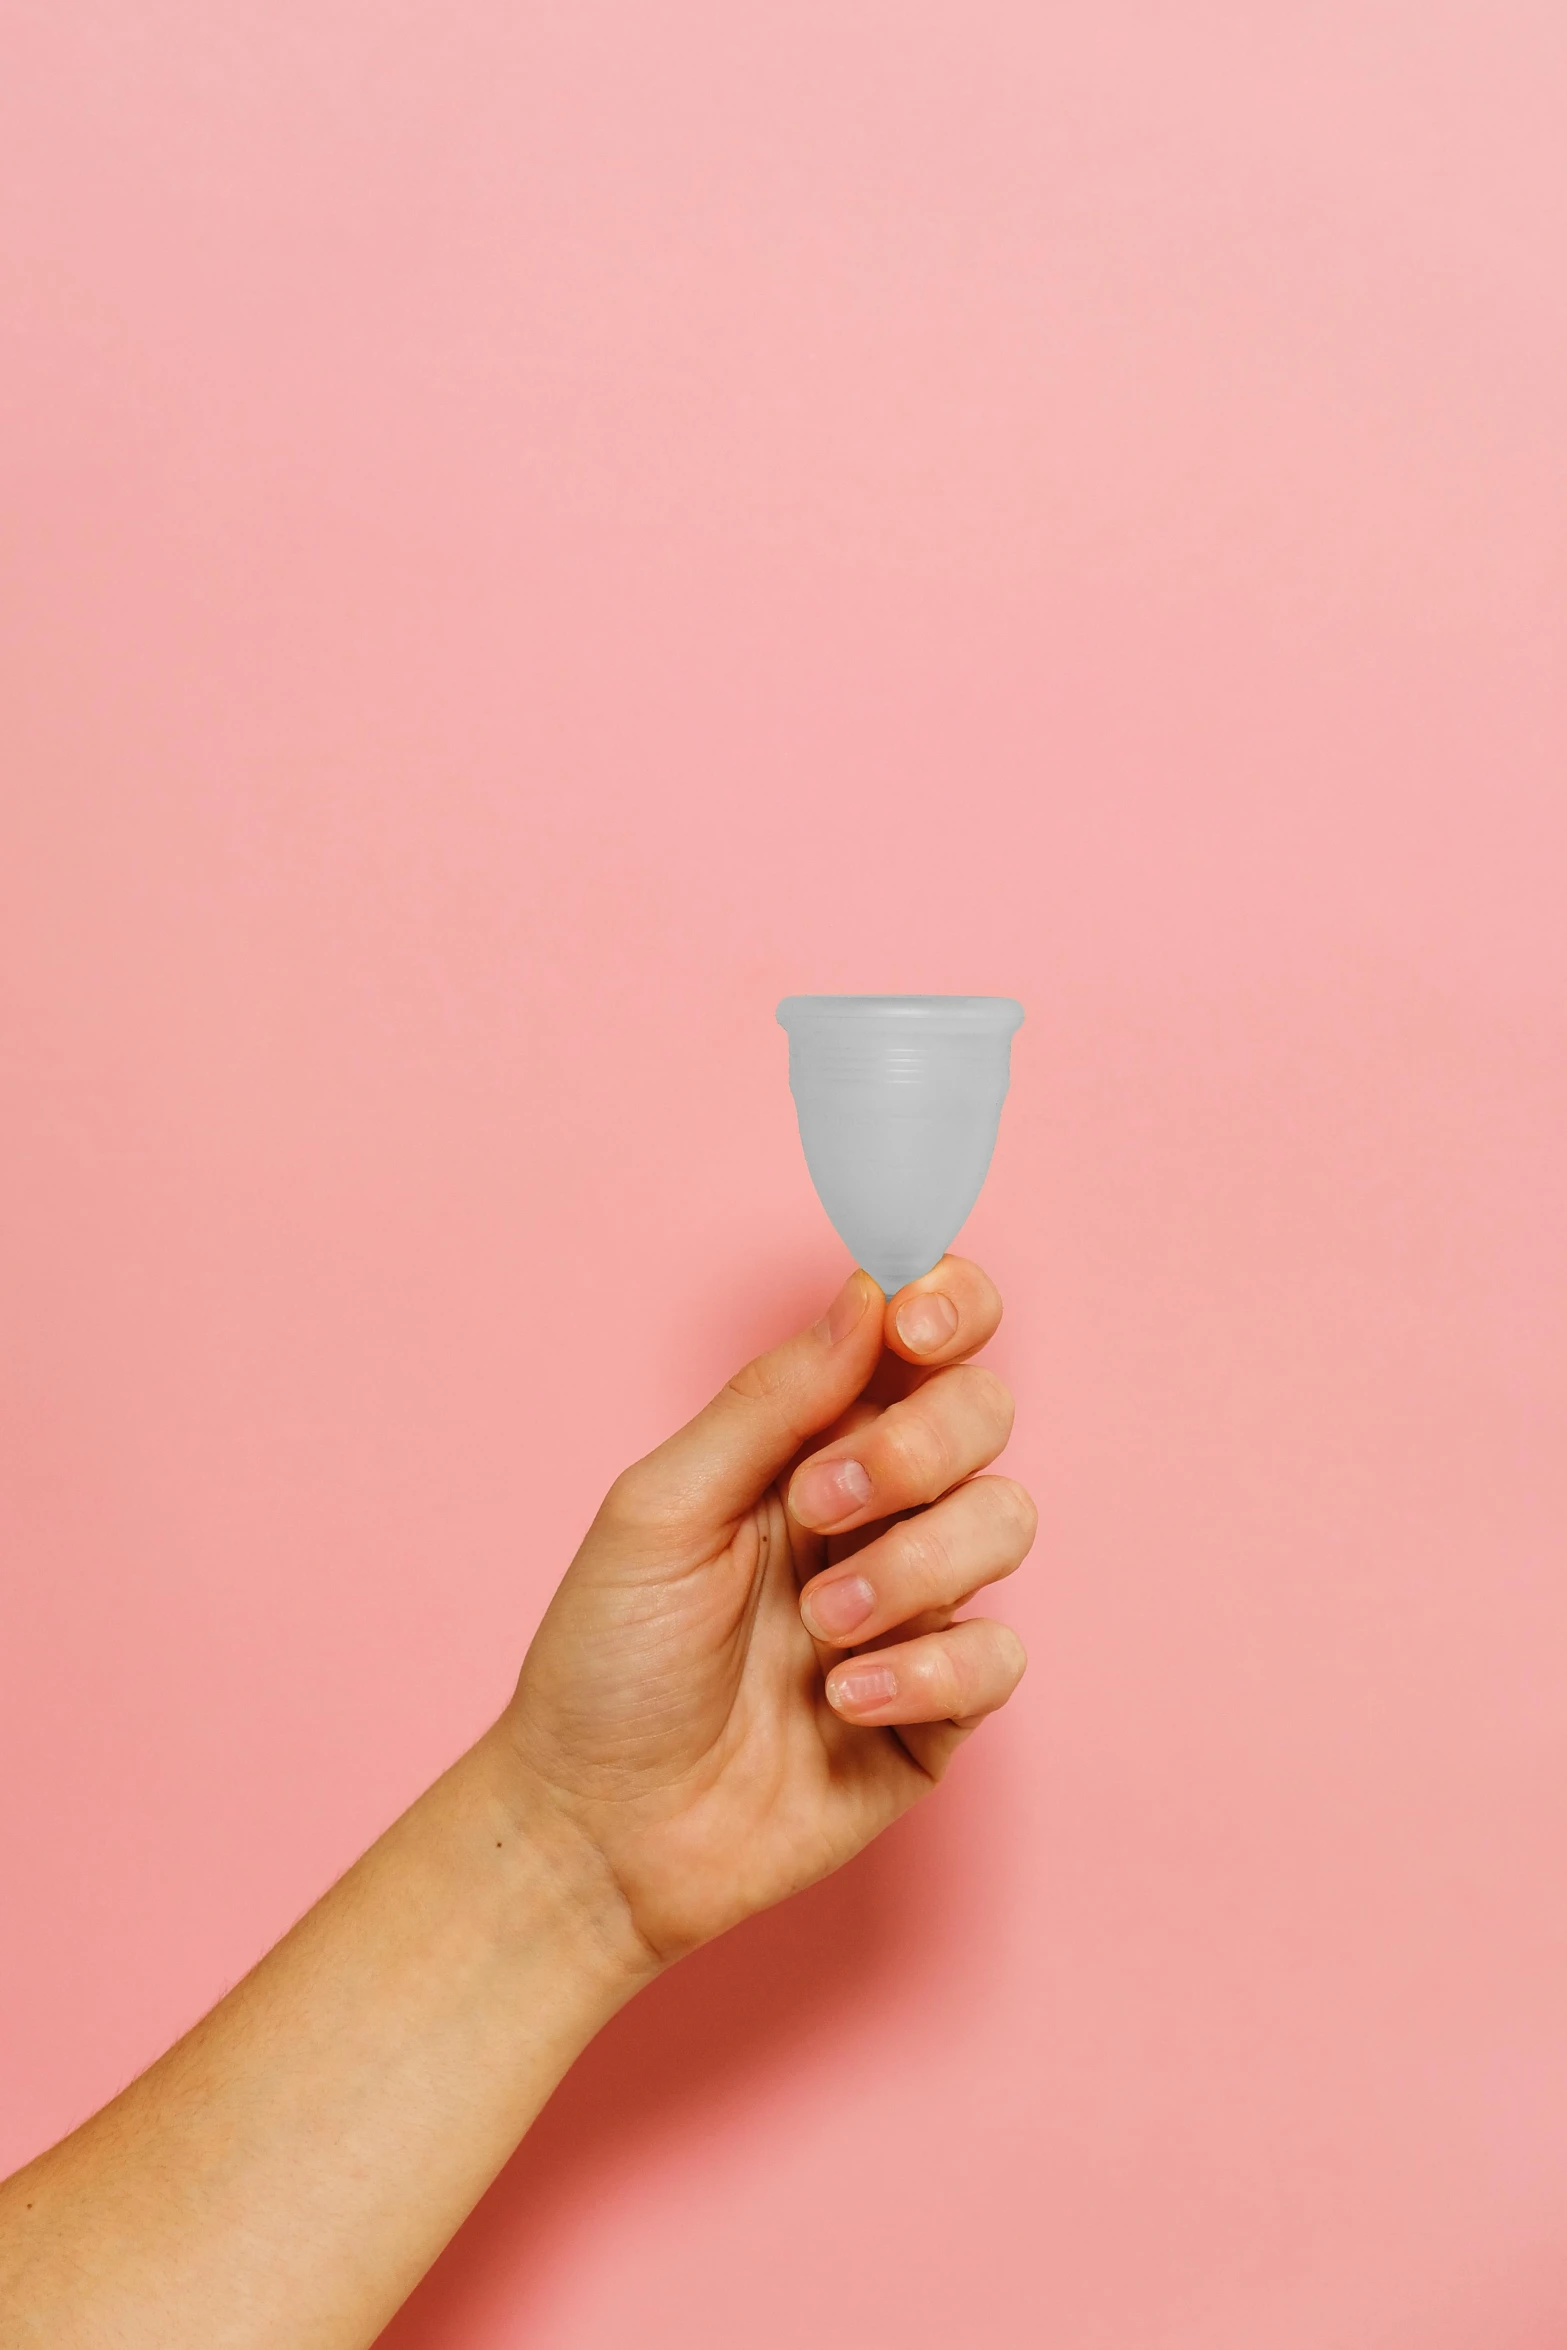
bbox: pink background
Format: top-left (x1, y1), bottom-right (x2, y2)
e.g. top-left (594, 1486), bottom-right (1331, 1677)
top-left (3, 5), bottom-right (1566, 2343)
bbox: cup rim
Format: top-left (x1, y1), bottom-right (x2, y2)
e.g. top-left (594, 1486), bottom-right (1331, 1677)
top-left (777, 994), bottom-right (1023, 1032)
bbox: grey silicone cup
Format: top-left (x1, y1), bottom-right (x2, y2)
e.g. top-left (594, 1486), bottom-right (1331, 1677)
top-left (776, 995), bottom-right (1024, 1295)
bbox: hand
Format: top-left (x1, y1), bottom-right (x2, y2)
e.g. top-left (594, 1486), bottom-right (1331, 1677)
top-left (0, 1261), bottom-right (1031, 2349)
top-left (504, 1257), bottom-right (1033, 1969)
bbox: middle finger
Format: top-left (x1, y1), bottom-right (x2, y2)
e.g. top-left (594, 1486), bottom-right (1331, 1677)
top-left (785, 1363), bottom-right (1014, 1537)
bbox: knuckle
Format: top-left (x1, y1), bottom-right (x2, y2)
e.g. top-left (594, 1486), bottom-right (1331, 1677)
top-left (946, 1254), bottom-right (1002, 1319)
top-left (879, 1409), bottom-right (951, 1497)
top-left (601, 1460), bottom-right (684, 1534)
top-left (993, 1623), bottom-right (1029, 1685)
top-left (959, 1364), bottom-right (1016, 1437)
top-left (602, 1463), bottom-right (647, 1520)
top-left (993, 1477), bottom-right (1039, 1552)
top-left (893, 1514), bottom-right (950, 1602)
top-left (724, 1352), bottom-right (781, 1407)
top-left (918, 1638), bottom-right (969, 1717)
top-left (945, 1619), bottom-right (1028, 1716)
top-left (723, 1353), bottom-right (814, 1459)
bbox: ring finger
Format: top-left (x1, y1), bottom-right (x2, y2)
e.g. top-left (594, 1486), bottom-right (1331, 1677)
top-left (798, 1474), bottom-right (1036, 1647)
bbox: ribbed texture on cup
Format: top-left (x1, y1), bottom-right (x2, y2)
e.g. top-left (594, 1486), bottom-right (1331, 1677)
top-left (777, 996), bottom-right (1023, 1090)
top-left (776, 995), bottom-right (1023, 1291)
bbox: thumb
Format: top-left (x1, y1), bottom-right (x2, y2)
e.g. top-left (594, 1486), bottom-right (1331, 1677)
top-left (612, 1270), bottom-right (884, 1534)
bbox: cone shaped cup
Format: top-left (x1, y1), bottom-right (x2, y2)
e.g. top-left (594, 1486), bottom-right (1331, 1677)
top-left (776, 995), bottom-right (1024, 1295)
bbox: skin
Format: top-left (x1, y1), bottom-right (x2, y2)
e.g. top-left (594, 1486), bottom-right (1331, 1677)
top-left (0, 1256), bottom-right (1032, 2349)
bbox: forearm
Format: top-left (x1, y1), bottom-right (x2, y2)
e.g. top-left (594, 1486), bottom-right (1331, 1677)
top-left (0, 1725), bottom-right (655, 2350)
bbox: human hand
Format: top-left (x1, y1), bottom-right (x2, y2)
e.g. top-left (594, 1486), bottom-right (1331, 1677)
top-left (504, 1259), bottom-right (1033, 1971)
top-left (0, 1258), bottom-right (1032, 2350)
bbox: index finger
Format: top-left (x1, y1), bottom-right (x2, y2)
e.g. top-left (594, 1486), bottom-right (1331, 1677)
top-left (868, 1256), bottom-right (1002, 1401)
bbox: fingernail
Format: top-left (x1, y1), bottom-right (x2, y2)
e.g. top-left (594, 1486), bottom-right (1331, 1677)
top-left (801, 1574), bottom-right (876, 1640)
top-left (828, 1663), bottom-right (899, 1713)
top-left (895, 1292), bottom-right (959, 1355)
top-left (814, 1272), bottom-right (871, 1347)
top-left (789, 1456), bottom-right (873, 1529)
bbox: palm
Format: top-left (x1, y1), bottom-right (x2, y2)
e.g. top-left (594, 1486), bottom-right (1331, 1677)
top-left (512, 1478), bottom-right (921, 1960)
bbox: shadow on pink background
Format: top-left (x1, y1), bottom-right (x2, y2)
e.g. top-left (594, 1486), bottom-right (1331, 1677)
top-left (3, 5), bottom-right (1566, 2345)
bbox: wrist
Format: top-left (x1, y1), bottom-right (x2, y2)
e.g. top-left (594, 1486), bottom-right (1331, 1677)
top-left (458, 1723), bottom-right (664, 2006)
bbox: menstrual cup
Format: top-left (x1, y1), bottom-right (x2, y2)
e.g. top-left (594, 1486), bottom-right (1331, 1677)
top-left (776, 995), bottom-right (1024, 1295)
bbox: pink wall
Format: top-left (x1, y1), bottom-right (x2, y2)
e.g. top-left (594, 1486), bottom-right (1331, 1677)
top-left (4, 6), bottom-right (1567, 2343)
